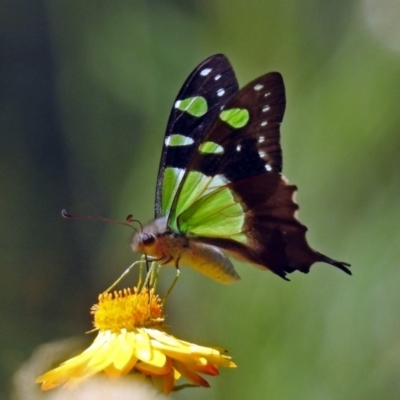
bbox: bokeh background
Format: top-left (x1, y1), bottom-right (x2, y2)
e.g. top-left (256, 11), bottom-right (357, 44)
top-left (2, 0), bottom-right (400, 399)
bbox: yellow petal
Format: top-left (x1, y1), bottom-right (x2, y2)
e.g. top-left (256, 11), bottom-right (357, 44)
top-left (148, 349), bottom-right (167, 368)
top-left (86, 332), bottom-right (117, 371)
top-left (112, 330), bottom-right (136, 370)
top-left (147, 329), bottom-right (187, 349)
top-left (134, 329), bottom-right (152, 362)
top-left (135, 357), bottom-right (172, 376)
top-left (173, 360), bottom-right (210, 387)
top-left (151, 368), bottom-right (175, 395)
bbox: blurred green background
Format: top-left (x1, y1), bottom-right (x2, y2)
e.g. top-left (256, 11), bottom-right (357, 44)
top-left (2, 0), bottom-right (400, 399)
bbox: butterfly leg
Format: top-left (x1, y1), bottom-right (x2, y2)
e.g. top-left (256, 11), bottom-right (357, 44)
top-left (163, 258), bottom-right (181, 304)
top-left (160, 255), bottom-right (173, 265)
top-left (104, 259), bottom-right (146, 292)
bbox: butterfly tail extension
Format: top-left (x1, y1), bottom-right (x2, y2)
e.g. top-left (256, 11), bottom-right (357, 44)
top-left (315, 252), bottom-right (352, 275)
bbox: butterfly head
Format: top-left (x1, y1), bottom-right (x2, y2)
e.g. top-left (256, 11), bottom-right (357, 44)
top-left (130, 217), bottom-right (169, 261)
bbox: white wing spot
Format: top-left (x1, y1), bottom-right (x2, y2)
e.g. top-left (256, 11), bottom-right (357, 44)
top-left (260, 121), bottom-right (268, 127)
top-left (254, 84), bottom-right (264, 91)
top-left (264, 92), bottom-right (271, 97)
top-left (236, 144), bottom-right (242, 152)
top-left (258, 135), bottom-right (265, 143)
top-left (292, 190), bottom-right (297, 202)
top-left (220, 105), bottom-right (225, 110)
top-left (265, 164), bottom-right (272, 171)
top-left (217, 88), bottom-right (225, 97)
top-left (200, 68), bottom-right (212, 76)
top-left (214, 74), bottom-right (222, 81)
top-left (165, 134), bottom-right (194, 147)
top-left (262, 105), bottom-right (270, 112)
top-left (258, 150), bottom-right (266, 158)
top-left (174, 100), bottom-right (182, 109)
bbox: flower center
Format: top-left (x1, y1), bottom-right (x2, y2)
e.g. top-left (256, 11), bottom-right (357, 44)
top-left (92, 287), bottom-right (164, 332)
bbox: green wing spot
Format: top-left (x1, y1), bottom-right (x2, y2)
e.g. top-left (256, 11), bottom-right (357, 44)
top-left (220, 108), bottom-right (250, 129)
top-left (175, 96), bottom-right (208, 117)
top-left (162, 167), bottom-right (183, 217)
top-left (166, 134), bottom-right (194, 146)
top-left (199, 141), bottom-right (224, 154)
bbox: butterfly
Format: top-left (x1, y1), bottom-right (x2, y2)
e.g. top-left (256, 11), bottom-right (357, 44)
top-left (130, 54), bottom-right (350, 283)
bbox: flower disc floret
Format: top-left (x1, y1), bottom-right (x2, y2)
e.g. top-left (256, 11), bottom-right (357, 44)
top-left (92, 287), bottom-right (164, 332)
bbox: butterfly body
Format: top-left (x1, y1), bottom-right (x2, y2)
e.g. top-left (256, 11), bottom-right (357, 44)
top-left (130, 54), bottom-right (350, 282)
top-left (131, 219), bottom-right (240, 283)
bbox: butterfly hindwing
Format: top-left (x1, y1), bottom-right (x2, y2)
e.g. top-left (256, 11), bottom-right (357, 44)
top-left (155, 54), bottom-right (239, 219)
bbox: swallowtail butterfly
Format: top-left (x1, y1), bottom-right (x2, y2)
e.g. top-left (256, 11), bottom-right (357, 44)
top-left (130, 54), bottom-right (350, 282)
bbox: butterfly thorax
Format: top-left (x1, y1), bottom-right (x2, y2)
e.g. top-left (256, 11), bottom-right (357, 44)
top-left (130, 217), bottom-right (240, 284)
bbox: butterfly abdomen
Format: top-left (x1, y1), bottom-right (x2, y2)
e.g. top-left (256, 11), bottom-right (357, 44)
top-left (179, 241), bottom-right (240, 284)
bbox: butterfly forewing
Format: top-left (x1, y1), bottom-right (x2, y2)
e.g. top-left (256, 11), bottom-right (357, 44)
top-left (168, 72), bottom-right (285, 231)
top-left (155, 54), bottom-right (239, 218)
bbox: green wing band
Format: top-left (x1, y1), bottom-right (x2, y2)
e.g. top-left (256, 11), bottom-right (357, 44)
top-left (161, 167), bottom-right (184, 217)
top-left (171, 171), bottom-right (247, 242)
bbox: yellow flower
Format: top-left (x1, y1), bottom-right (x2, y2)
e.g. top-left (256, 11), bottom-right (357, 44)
top-left (36, 265), bottom-right (236, 394)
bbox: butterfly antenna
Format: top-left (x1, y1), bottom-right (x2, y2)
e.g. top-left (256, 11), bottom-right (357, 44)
top-left (126, 214), bottom-right (144, 233)
top-left (61, 209), bottom-right (137, 231)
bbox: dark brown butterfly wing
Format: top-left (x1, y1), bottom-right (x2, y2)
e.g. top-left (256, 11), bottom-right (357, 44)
top-left (172, 72), bottom-right (350, 279)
